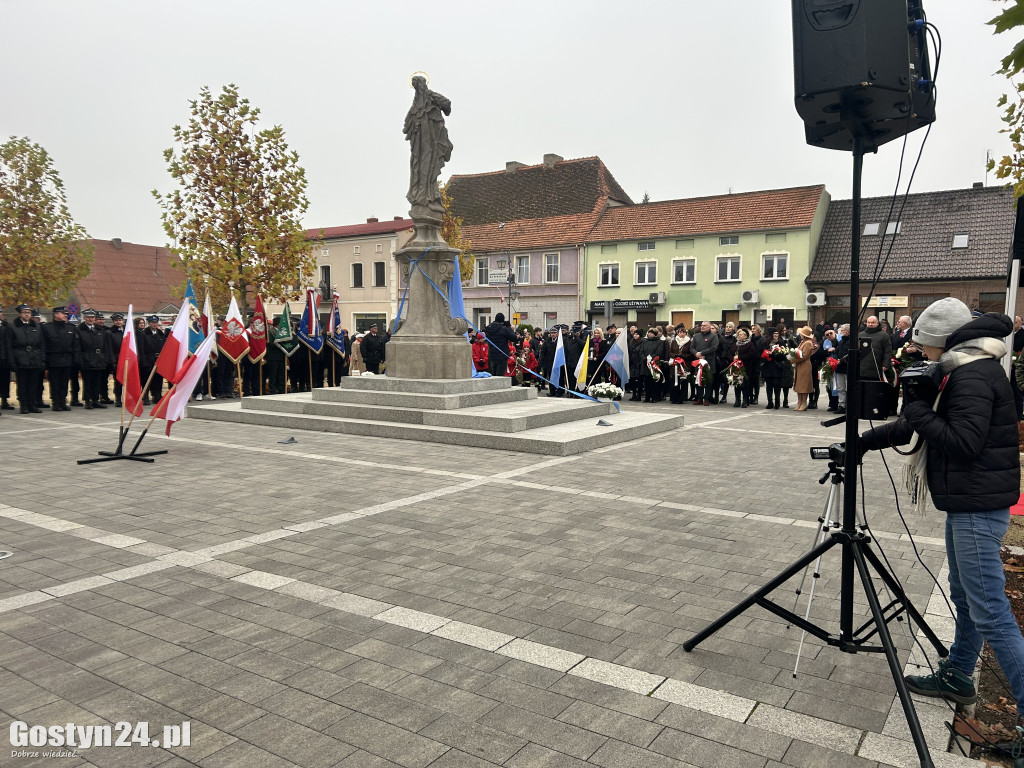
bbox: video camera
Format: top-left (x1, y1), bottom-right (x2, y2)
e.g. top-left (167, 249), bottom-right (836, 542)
top-left (810, 443), bottom-right (846, 463)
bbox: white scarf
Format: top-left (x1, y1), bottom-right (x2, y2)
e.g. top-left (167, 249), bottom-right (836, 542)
top-left (903, 336), bottom-right (1008, 515)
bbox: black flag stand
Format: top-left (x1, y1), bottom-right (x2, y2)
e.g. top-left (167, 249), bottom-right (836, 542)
top-left (682, 135), bottom-right (945, 768)
top-left (78, 365), bottom-right (168, 465)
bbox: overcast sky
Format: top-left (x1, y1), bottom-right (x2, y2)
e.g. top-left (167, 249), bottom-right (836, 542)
top-left (1, 0), bottom-right (1014, 246)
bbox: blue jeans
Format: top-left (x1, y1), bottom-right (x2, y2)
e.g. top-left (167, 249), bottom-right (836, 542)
top-left (946, 509), bottom-right (1024, 717)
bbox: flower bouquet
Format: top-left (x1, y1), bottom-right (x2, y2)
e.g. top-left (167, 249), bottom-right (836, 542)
top-left (724, 360), bottom-right (747, 387)
top-left (587, 382), bottom-right (623, 400)
top-left (818, 356), bottom-right (839, 389)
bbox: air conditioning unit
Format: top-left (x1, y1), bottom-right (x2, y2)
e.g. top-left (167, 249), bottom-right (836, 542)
top-left (806, 292), bottom-right (826, 306)
top-left (741, 289), bottom-right (759, 304)
top-left (648, 291), bottom-right (666, 305)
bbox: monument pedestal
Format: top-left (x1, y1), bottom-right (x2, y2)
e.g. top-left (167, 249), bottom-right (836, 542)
top-left (386, 334), bottom-right (474, 379)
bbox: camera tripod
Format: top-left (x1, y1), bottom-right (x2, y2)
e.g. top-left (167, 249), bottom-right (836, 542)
top-left (683, 136), bottom-right (947, 768)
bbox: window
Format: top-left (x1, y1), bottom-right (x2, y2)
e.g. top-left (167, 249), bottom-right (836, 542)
top-left (765, 233), bottom-right (787, 244)
top-left (375, 243), bottom-right (383, 253)
top-left (600, 244), bottom-right (617, 254)
top-left (545, 311), bottom-right (557, 325)
top-left (635, 261), bottom-right (657, 285)
top-left (979, 291), bottom-right (1006, 313)
top-left (353, 313), bottom-right (386, 333)
top-left (675, 238), bottom-right (694, 249)
top-left (476, 258), bottom-right (489, 286)
top-left (474, 309), bottom-right (491, 329)
top-left (638, 241), bottom-right (655, 251)
top-left (599, 263), bottom-right (619, 287)
top-left (761, 253), bottom-right (788, 280)
top-left (863, 223), bottom-right (880, 236)
top-left (952, 232), bottom-right (969, 249)
top-left (672, 259), bottom-right (695, 284)
top-left (352, 263), bottom-right (364, 288)
top-left (911, 294), bottom-right (949, 317)
top-left (319, 265), bottom-right (331, 288)
top-left (516, 255), bottom-right (529, 284)
top-left (720, 235), bottom-right (739, 246)
top-left (716, 256), bottom-right (741, 282)
top-left (885, 221), bottom-right (901, 235)
top-left (353, 245), bottom-right (361, 254)
top-left (545, 253), bottom-right (559, 283)
top-left (373, 261), bottom-right (386, 287)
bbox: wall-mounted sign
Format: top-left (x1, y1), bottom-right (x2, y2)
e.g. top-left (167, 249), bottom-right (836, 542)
top-left (863, 296), bottom-right (908, 308)
top-left (487, 273), bottom-right (510, 285)
top-left (590, 299), bottom-right (652, 310)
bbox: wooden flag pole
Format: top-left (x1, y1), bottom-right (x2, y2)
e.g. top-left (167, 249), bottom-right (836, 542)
top-left (139, 365), bottom-right (158, 406)
top-left (259, 360), bottom-right (264, 395)
top-left (308, 353), bottom-right (313, 391)
top-left (284, 354), bottom-right (289, 393)
top-left (585, 360), bottom-right (607, 389)
top-left (236, 361), bottom-right (243, 400)
top-left (332, 351), bottom-right (336, 386)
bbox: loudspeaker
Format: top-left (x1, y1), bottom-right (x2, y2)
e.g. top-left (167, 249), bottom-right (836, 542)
top-left (792, 0), bottom-right (934, 151)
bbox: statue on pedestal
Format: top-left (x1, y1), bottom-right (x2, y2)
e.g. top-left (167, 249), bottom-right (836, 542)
top-left (404, 75), bottom-right (453, 236)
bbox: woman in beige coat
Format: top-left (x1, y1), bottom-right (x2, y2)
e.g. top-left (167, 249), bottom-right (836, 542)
top-left (793, 326), bottom-right (816, 411)
top-left (349, 334), bottom-right (365, 375)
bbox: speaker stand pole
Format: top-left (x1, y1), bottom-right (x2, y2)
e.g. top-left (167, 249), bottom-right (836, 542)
top-left (682, 134), bottom-right (942, 768)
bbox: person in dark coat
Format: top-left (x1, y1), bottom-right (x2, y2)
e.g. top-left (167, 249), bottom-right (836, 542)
top-left (141, 316), bottom-right (166, 403)
top-left (638, 328), bottom-right (664, 402)
top-left (360, 322), bottom-right (388, 375)
top-left (106, 312), bottom-right (126, 406)
top-left (265, 317), bottom-right (287, 394)
top-left (10, 304), bottom-right (46, 413)
top-left (748, 324), bottom-right (766, 404)
top-left (43, 306), bottom-right (79, 410)
top-left (690, 321), bottom-right (719, 405)
top-left (483, 314), bottom-right (516, 378)
top-left (859, 315), bottom-right (892, 381)
top-left (0, 306), bottom-right (13, 410)
top-left (715, 323), bottom-right (737, 404)
top-left (861, 302), bottom-right (1024, 720)
top-left (77, 309), bottom-right (110, 409)
top-left (734, 328), bottom-right (759, 408)
top-left (761, 330), bottom-right (786, 410)
top-left (538, 327), bottom-right (560, 396)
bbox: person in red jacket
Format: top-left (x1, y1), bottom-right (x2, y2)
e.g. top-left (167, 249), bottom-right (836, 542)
top-left (471, 333), bottom-right (488, 372)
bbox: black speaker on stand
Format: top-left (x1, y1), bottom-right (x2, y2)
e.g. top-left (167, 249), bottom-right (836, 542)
top-left (683, 3), bottom-right (942, 768)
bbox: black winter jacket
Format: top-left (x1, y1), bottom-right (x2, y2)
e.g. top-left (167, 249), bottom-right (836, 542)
top-left (43, 320), bottom-right (80, 367)
top-left (360, 331), bottom-right (388, 367)
top-left (10, 317), bottom-right (46, 369)
top-left (860, 314), bottom-right (1020, 513)
top-left (78, 323), bottom-right (109, 371)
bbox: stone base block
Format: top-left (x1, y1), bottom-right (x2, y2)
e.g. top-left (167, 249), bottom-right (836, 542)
top-left (385, 335), bottom-right (474, 380)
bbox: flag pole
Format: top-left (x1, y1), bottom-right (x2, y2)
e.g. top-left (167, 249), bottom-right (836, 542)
top-left (236, 361), bottom-right (243, 400)
top-left (284, 355), bottom-right (289, 393)
top-left (332, 351), bottom-right (336, 386)
top-left (308, 354), bottom-right (313, 390)
top-left (206, 360), bottom-right (212, 399)
top-left (586, 360), bottom-right (606, 389)
top-left (259, 360), bottom-right (264, 395)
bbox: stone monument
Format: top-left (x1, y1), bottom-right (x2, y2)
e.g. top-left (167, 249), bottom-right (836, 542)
top-left (387, 75), bottom-right (474, 379)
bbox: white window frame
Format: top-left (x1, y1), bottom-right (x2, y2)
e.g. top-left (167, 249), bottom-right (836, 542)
top-left (863, 223), bottom-right (880, 236)
top-left (516, 254), bottom-right (530, 285)
top-left (760, 251), bottom-right (789, 281)
top-left (351, 262), bottom-right (364, 288)
top-left (353, 245), bottom-right (361, 254)
top-left (885, 221), bottom-right (901, 235)
top-left (320, 265), bottom-right (331, 287)
top-left (476, 257), bottom-right (489, 286)
top-left (952, 232), bottom-right (969, 249)
top-left (638, 241), bottom-right (656, 252)
top-left (671, 258), bottom-right (695, 285)
top-left (598, 262), bottom-right (620, 287)
top-left (634, 260), bottom-right (657, 286)
top-left (375, 243), bottom-right (383, 253)
top-left (715, 255), bottom-right (741, 282)
top-left (373, 261), bottom-right (386, 287)
top-left (544, 253), bottom-right (559, 284)
top-left (719, 235), bottom-right (739, 246)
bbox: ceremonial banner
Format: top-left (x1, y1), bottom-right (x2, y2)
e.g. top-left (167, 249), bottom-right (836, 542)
top-left (295, 288), bottom-right (324, 354)
top-left (247, 295), bottom-right (268, 363)
top-left (574, 336), bottom-right (590, 391)
top-left (217, 295), bottom-right (250, 364)
top-left (155, 300), bottom-right (190, 382)
top-left (150, 332), bottom-right (217, 435)
top-left (116, 304), bottom-right (143, 416)
top-left (325, 293), bottom-right (347, 357)
top-left (184, 279), bottom-right (205, 354)
top-left (202, 291), bottom-right (213, 337)
top-left (550, 329), bottom-right (566, 388)
top-left (601, 326), bottom-right (631, 387)
top-left (274, 301), bottom-right (300, 358)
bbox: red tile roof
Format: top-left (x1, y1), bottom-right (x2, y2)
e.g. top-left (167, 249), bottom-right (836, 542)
top-left (587, 185), bottom-right (827, 242)
top-left (72, 239), bottom-right (182, 314)
top-left (463, 208), bottom-right (604, 252)
top-left (446, 156), bottom-right (633, 225)
top-left (307, 218), bottom-right (413, 240)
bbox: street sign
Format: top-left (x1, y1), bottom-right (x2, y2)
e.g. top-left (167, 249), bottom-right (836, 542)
top-left (487, 273), bottom-right (508, 286)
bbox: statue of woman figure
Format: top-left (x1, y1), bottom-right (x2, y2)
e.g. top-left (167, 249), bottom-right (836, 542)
top-left (404, 76), bottom-right (453, 220)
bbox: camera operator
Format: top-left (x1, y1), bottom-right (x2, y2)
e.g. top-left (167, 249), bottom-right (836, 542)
top-left (858, 298), bottom-right (1024, 724)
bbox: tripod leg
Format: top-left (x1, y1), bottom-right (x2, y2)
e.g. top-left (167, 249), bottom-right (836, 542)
top-left (683, 536), bottom-right (838, 652)
top-left (791, 482), bottom-right (837, 617)
top-left (853, 543), bottom-right (935, 768)
top-left (861, 543), bottom-right (948, 657)
top-left (793, 483), bottom-right (841, 677)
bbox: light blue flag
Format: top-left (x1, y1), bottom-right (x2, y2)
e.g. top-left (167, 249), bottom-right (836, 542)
top-left (448, 256), bottom-right (466, 321)
top-left (550, 329), bottom-right (566, 389)
top-left (183, 279), bottom-right (205, 354)
top-left (601, 326), bottom-right (630, 386)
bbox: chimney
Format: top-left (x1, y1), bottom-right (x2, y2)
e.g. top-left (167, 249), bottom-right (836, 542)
top-left (393, 216), bottom-right (403, 221)
top-left (366, 217), bottom-right (378, 223)
top-left (543, 153), bottom-right (563, 169)
top-left (111, 238), bottom-right (122, 249)
top-left (973, 182), bottom-right (984, 188)
top-left (505, 161), bottom-right (524, 173)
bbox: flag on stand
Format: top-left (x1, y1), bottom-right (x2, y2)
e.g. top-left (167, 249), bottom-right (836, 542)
top-left (150, 332), bottom-right (217, 435)
top-left (550, 329), bottom-right (566, 389)
top-left (600, 326), bottom-right (631, 387)
top-left (116, 304), bottom-right (143, 416)
top-left (217, 294), bottom-right (250, 364)
top-left (155, 300), bottom-right (191, 382)
top-left (274, 301), bottom-right (299, 357)
top-left (295, 288), bottom-right (324, 353)
top-left (201, 291), bottom-right (213, 337)
top-left (448, 255), bottom-right (466, 322)
top-left (184, 279), bottom-right (205, 354)
top-left (325, 293), bottom-right (346, 357)
top-left (574, 335), bottom-right (590, 391)
top-left (247, 295), bottom-right (268, 363)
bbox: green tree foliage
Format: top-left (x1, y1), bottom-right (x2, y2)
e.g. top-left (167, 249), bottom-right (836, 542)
top-left (989, 2), bottom-right (1024, 195)
top-left (153, 84), bottom-right (316, 315)
top-left (440, 182), bottom-right (473, 283)
top-left (0, 137), bottom-right (93, 307)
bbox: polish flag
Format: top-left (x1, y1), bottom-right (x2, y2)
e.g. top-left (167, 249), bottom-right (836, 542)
top-left (150, 332), bottom-right (217, 435)
top-left (155, 301), bottom-right (191, 382)
top-left (116, 304), bottom-right (144, 416)
top-left (202, 291), bottom-right (213, 336)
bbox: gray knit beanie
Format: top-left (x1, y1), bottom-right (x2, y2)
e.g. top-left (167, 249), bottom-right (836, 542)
top-left (912, 297), bottom-right (973, 349)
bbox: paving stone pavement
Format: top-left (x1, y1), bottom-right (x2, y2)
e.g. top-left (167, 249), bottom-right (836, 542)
top-left (0, 401), bottom-right (978, 767)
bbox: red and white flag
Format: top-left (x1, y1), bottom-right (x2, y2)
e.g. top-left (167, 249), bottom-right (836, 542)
top-left (155, 301), bottom-right (190, 382)
top-left (201, 291), bottom-right (213, 336)
top-left (116, 304), bottom-right (143, 416)
top-left (247, 295), bottom-right (268, 363)
top-left (150, 332), bottom-right (217, 435)
top-left (217, 294), bottom-right (250, 364)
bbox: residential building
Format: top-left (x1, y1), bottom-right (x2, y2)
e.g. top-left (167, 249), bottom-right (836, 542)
top-left (69, 238), bottom-right (181, 320)
top-left (583, 186), bottom-right (829, 330)
top-left (807, 185), bottom-right (1017, 327)
top-left (447, 154), bottom-right (632, 329)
